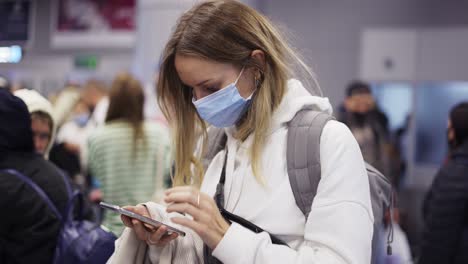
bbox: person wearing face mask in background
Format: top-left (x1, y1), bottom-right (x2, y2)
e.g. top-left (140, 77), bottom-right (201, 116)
top-left (338, 81), bottom-right (391, 178)
top-left (419, 102), bottom-right (468, 264)
top-left (81, 79), bottom-right (109, 127)
top-left (109, 1), bottom-right (374, 263)
top-left (50, 101), bottom-right (92, 187)
top-left (77, 79), bottom-right (110, 201)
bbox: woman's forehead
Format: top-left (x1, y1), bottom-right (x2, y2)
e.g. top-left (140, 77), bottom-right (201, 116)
top-left (174, 54), bottom-right (236, 86)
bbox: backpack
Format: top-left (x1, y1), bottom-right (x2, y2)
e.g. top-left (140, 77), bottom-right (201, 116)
top-left (204, 109), bottom-right (393, 263)
top-left (2, 169), bottom-right (116, 264)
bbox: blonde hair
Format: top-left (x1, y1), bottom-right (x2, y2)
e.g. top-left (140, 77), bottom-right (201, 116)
top-left (157, 0), bottom-right (320, 187)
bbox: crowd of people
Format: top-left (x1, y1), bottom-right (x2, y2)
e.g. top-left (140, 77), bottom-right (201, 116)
top-left (337, 80), bottom-right (468, 264)
top-left (0, 71), bottom-right (172, 262)
top-left (1, 0), bottom-right (467, 263)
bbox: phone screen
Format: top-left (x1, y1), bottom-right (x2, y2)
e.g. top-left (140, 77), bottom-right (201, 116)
top-left (100, 202), bottom-right (186, 237)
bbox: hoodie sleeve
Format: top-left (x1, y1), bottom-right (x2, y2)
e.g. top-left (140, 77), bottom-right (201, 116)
top-left (212, 120), bottom-right (374, 264)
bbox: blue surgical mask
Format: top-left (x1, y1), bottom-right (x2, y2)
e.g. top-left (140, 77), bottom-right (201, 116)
top-left (73, 113), bottom-right (89, 127)
top-left (192, 68), bottom-right (253, 128)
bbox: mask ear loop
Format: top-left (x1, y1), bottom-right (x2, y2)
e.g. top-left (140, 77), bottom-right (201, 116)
top-left (234, 67), bottom-right (245, 86)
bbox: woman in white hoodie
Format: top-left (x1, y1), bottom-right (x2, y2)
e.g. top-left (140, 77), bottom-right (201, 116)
top-left (120, 1), bottom-right (374, 263)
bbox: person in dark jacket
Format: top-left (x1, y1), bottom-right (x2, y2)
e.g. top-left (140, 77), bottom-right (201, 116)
top-left (337, 81), bottom-right (391, 176)
top-left (420, 102), bottom-right (468, 264)
top-left (0, 89), bottom-right (69, 264)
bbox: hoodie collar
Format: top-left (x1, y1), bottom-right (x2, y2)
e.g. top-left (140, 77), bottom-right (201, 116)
top-left (225, 79), bottom-right (333, 142)
top-left (270, 79), bottom-right (332, 132)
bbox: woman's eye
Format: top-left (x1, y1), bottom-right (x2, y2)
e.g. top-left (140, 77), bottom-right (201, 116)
top-left (206, 87), bottom-right (218, 93)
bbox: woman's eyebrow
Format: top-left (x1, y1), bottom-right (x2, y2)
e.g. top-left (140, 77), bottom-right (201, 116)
top-left (195, 79), bottom-right (212, 87)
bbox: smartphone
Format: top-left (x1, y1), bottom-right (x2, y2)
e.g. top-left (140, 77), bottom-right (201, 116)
top-left (99, 202), bottom-right (186, 237)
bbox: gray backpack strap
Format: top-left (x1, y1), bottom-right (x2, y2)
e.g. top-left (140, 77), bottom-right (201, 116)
top-left (203, 127), bottom-right (227, 171)
top-left (287, 109), bottom-right (334, 218)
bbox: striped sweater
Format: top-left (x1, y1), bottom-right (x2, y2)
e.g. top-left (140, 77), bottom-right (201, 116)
top-left (88, 121), bottom-right (171, 235)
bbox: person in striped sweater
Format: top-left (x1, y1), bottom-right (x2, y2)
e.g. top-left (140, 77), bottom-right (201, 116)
top-left (88, 73), bottom-right (171, 235)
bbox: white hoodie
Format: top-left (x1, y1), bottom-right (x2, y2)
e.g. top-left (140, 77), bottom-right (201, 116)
top-left (202, 79), bottom-right (374, 264)
top-left (14, 89), bottom-right (56, 158)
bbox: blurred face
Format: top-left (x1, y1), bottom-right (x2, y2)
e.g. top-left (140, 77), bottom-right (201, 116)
top-left (345, 94), bottom-right (375, 113)
top-left (174, 54), bottom-right (257, 101)
top-left (81, 83), bottom-right (106, 110)
top-left (31, 118), bottom-right (51, 154)
top-left (81, 88), bottom-right (96, 109)
top-left (74, 101), bottom-right (90, 115)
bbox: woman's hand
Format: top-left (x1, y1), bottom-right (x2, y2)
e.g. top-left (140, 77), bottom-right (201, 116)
top-left (121, 205), bottom-right (179, 247)
top-left (164, 186), bottom-right (230, 249)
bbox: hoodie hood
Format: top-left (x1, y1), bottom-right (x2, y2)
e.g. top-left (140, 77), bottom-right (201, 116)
top-left (14, 89), bottom-right (56, 158)
top-left (225, 79), bottom-right (333, 140)
top-left (0, 89), bottom-right (34, 156)
top-left (270, 79), bottom-right (333, 132)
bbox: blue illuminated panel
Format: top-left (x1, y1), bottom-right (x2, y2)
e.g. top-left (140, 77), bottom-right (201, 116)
top-left (0, 45), bottom-right (22, 63)
top-left (415, 82), bottom-right (468, 165)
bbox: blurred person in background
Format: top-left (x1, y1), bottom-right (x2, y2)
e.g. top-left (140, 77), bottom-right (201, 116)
top-left (50, 101), bottom-right (92, 187)
top-left (419, 102), bottom-right (468, 264)
top-left (81, 79), bottom-right (109, 127)
top-left (14, 89), bottom-right (56, 158)
top-left (13, 88), bottom-right (94, 199)
top-left (52, 84), bottom-right (81, 128)
top-left (80, 79), bottom-right (110, 200)
top-left (338, 81), bottom-right (391, 175)
top-left (0, 89), bottom-right (69, 263)
top-left (87, 73), bottom-right (171, 235)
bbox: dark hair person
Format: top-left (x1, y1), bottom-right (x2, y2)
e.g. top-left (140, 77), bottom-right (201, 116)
top-left (421, 102), bottom-right (468, 264)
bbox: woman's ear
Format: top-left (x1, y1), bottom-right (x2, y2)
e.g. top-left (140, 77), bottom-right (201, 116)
top-left (250, 50), bottom-right (266, 70)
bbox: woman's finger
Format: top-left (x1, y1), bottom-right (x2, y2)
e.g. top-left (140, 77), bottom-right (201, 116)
top-left (132, 218), bottom-right (150, 241)
top-left (165, 186), bottom-right (196, 195)
top-left (121, 214), bottom-right (134, 228)
top-left (123, 205), bottom-right (157, 231)
top-left (123, 205), bottom-right (151, 217)
top-left (171, 216), bottom-right (203, 235)
top-left (121, 205), bottom-right (144, 228)
top-left (164, 191), bottom-right (200, 207)
top-left (120, 205), bottom-right (153, 233)
top-left (166, 202), bottom-right (206, 220)
top-left (148, 225), bottom-right (167, 243)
